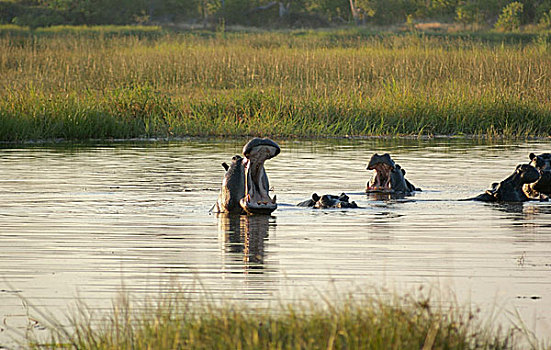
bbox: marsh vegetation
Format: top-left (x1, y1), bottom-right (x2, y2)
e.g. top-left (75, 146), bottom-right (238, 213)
top-left (28, 289), bottom-right (526, 350)
top-left (1, 26), bottom-right (551, 141)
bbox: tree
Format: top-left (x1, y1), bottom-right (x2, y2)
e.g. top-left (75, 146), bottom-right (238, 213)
top-left (455, 1), bottom-right (480, 28)
top-left (349, 0), bottom-right (375, 24)
top-left (199, 0), bottom-right (221, 27)
top-left (494, 1), bottom-right (523, 31)
top-left (539, 9), bottom-right (551, 28)
top-left (306, 0), bottom-right (351, 22)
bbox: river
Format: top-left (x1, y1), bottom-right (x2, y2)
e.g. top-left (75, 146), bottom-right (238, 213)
top-left (1, 138), bottom-right (550, 345)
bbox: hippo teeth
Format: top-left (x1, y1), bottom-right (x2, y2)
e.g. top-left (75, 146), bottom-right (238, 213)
top-left (244, 158), bottom-right (275, 205)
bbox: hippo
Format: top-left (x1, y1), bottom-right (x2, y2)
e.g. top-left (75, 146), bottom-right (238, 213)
top-left (472, 164), bottom-right (541, 202)
top-left (215, 138), bottom-right (280, 215)
top-left (297, 193), bottom-right (358, 209)
top-left (365, 153), bottom-right (420, 195)
top-left (524, 153), bottom-right (551, 199)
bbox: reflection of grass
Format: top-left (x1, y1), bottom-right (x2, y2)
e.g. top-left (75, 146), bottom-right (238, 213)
top-left (2, 26), bottom-right (551, 141)
top-left (28, 287), bottom-right (528, 349)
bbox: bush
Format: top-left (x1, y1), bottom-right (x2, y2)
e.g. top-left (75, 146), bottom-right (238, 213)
top-left (455, 3), bottom-right (481, 28)
top-left (494, 2), bottom-right (524, 32)
top-left (538, 9), bottom-right (551, 29)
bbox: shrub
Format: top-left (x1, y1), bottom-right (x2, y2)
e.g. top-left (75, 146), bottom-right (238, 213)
top-left (538, 9), bottom-right (551, 29)
top-left (495, 2), bottom-right (524, 32)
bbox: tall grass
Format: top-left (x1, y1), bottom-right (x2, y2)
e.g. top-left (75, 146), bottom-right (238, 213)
top-left (28, 288), bottom-right (527, 349)
top-left (1, 26), bottom-right (551, 141)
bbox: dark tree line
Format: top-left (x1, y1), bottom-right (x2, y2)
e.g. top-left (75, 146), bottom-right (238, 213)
top-left (1, 0), bottom-right (551, 29)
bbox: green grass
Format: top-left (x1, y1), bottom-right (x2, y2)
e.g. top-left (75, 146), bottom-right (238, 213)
top-left (28, 288), bottom-right (530, 349)
top-left (1, 26), bottom-right (551, 141)
top-left (0, 24), bottom-right (164, 38)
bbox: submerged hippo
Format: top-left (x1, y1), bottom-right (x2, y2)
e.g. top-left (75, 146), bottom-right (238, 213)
top-left (297, 193), bottom-right (358, 209)
top-left (472, 164), bottom-right (541, 202)
top-left (215, 138), bottom-right (280, 215)
top-left (524, 153), bottom-right (551, 199)
top-left (366, 153), bottom-right (420, 195)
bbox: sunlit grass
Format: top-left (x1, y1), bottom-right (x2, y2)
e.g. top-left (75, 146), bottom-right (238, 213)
top-left (27, 287), bottom-right (530, 349)
top-left (1, 26), bottom-right (551, 141)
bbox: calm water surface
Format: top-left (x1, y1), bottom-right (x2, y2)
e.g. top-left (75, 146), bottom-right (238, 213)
top-left (1, 138), bottom-right (551, 344)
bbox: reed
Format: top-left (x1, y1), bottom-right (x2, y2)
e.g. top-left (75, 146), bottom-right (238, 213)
top-left (1, 26), bottom-right (551, 141)
top-left (28, 288), bottom-right (526, 349)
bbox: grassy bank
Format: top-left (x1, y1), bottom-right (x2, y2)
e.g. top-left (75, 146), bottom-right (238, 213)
top-left (2, 26), bottom-right (551, 141)
top-left (29, 290), bottom-right (527, 349)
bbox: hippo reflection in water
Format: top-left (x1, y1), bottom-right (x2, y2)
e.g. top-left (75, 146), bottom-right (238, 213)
top-left (215, 138), bottom-right (280, 215)
top-left (297, 193), bottom-right (358, 209)
top-left (365, 153), bottom-right (420, 195)
top-left (217, 213), bottom-right (269, 266)
top-left (472, 164), bottom-right (541, 202)
top-left (524, 153), bottom-right (551, 200)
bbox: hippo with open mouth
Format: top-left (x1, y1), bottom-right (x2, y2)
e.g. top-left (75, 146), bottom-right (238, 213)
top-left (472, 164), bottom-right (541, 202)
top-left (297, 193), bottom-right (358, 209)
top-left (365, 153), bottom-right (420, 195)
top-left (215, 138), bottom-right (280, 215)
top-left (524, 153), bottom-right (551, 199)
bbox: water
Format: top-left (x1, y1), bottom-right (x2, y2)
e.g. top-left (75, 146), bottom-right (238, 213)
top-left (1, 138), bottom-right (551, 345)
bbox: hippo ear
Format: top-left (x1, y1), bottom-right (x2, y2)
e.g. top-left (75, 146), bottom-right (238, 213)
top-left (401, 169), bottom-right (406, 175)
top-left (312, 193), bottom-right (320, 201)
top-left (222, 162), bottom-right (229, 171)
top-left (530, 153), bottom-right (536, 160)
top-left (338, 193), bottom-right (349, 201)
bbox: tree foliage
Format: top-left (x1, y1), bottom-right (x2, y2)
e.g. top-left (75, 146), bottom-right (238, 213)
top-left (0, 0), bottom-right (549, 29)
top-left (495, 1), bottom-right (524, 31)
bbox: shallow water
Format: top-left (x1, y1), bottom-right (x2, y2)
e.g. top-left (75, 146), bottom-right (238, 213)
top-left (1, 138), bottom-right (551, 345)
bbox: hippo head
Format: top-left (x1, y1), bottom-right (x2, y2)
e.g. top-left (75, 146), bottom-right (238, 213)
top-left (315, 194), bottom-right (339, 209)
top-left (366, 153), bottom-right (420, 195)
top-left (239, 138), bottom-right (280, 215)
top-left (296, 193), bottom-right (357, 209)
top-left (515, 163), bottom-right (541, 185)
top-left (529, 153), bottom-right (551, 171)
top-left (494, 164), bottom-right (540, 202)
top-left (513, 164), bottom-right (540, 185)
top-left (366, 153), bottom-right (396, 191)
top-left (527, 153), bottom-right (551, 195)
top-left (215, 138), bottom-right (280, 215)
top-left (473, 163), bottom-right (541, 203)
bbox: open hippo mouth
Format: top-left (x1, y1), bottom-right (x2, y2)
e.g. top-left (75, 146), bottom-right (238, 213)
top-left (366, 153), bottom-right (396, 191)
top-left (239, 138), bottom-right (280, 214)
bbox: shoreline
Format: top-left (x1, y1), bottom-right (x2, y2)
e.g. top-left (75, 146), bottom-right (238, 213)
top-left (1, 134), bottom-right (550, 147)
